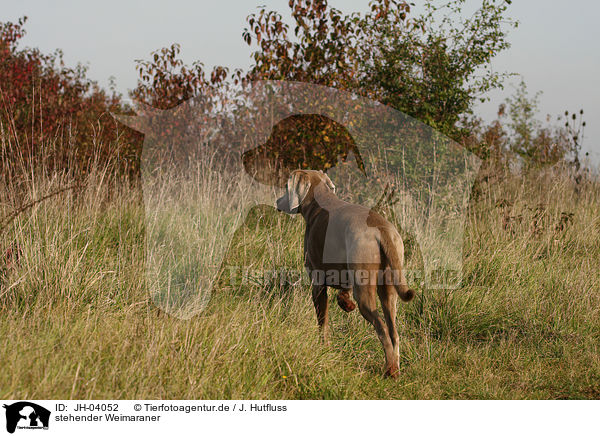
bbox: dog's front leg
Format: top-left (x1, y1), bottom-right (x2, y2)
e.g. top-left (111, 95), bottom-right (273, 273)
top-left (311, 284), bottom-right (330, 344)
top-left (337, 288), bottom-right (357, 312)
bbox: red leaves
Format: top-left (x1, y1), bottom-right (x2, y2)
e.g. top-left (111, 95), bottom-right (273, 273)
top-left (132, 43), bottom-right (216, 110)
top-left (242, 30), bottom-right (252, 46)
top-left (0, 17), bottom-right (140, 180)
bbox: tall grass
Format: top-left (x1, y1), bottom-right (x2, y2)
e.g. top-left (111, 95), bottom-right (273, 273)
top-left (1, 129), bottom-right (599, 399)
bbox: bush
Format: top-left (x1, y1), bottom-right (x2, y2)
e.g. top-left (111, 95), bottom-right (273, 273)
top-left (0, 17), bottom-right (141, 182)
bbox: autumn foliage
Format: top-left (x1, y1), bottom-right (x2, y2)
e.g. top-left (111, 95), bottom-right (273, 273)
top-left (0, 1), bottom-right (589, 185)
top-left (0, 17), bottom-right (139, 182)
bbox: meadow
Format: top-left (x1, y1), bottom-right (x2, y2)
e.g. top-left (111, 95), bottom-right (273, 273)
top-left (1, 151), bottom-right (599, 400)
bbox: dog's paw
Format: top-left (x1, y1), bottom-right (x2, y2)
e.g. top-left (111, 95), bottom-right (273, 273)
top-left (337, 292), bottom-right (356, 312)
top-left (400, 288), bottom-right (415, 302)
top-left (384, 364), bottom-right (400, 379)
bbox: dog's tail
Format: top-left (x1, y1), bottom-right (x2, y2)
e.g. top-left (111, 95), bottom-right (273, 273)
top-left (379, 228), bottom-right (415, 302)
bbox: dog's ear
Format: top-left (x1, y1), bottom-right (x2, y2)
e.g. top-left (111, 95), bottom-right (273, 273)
top-left (288, 171), bottom-right (310, 212)
top-left (321, 172), bottom-right (336, 193)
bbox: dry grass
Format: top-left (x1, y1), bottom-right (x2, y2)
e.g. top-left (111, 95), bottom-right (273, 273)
top-left (1, 148), bottom-right (599, 399)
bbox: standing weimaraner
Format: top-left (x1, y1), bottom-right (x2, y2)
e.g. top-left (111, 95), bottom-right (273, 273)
top-left (276, 169), bottom-right (414, 377)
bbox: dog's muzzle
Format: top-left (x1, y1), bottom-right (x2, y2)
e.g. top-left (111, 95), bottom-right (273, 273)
top-left (276, 196), bottom-right (286, 212)
top-left (276, 196), bottom-right (298, 214)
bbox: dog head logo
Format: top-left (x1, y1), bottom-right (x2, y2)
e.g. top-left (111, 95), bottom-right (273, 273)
top-left (3, 402), bottom-right (50, 433)
top-left (116, 80), bottom-right (481, 318)
top-left (242, 113), bottom-right (365, 188)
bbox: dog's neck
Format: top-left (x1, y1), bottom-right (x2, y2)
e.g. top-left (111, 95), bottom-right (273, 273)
top-left (300, 182), bottom-right (339, 222)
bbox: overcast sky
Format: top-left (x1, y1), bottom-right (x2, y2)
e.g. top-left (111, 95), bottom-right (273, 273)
top-left (3, 0), bottom-right (599, 164)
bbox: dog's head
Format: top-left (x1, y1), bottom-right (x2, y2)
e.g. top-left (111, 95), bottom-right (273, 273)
top-left (276, 170), bottom-right (336, 214)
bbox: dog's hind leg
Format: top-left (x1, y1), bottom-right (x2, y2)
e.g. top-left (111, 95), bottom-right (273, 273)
top-left (378, 284), bottom-right (400, 377)
top-left (353, 278), bottom-right (397, 378)
top-left (312, 284), bottom-right (330, 343)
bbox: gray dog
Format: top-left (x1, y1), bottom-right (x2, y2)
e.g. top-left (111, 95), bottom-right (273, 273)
top-left (277, 169), bottom-right (414, 377)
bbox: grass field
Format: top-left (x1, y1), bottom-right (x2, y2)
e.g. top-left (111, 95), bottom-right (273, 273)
top-left (1, 160), bottom-right (599, 399)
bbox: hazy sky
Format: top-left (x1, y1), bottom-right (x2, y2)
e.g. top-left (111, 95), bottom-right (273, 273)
top-left (3, 0), bottom-right (599, 163)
